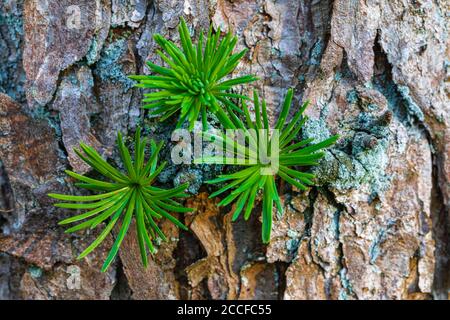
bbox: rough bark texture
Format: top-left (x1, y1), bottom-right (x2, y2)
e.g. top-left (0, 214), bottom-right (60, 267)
top-left (0, 0), bottom-right (448, 300)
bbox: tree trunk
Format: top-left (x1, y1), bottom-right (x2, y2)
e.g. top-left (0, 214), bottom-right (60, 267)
top-left (0, 0), bottom-right (448, 300)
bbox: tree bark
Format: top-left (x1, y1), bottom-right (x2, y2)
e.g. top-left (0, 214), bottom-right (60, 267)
top-left (0, 0), bottom-right (448, 300)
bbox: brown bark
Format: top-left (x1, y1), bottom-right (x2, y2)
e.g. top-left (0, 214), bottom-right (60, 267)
top-left (0, 0), bottom-right (448, 299)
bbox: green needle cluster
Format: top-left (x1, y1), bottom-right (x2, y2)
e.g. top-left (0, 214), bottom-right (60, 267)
top-left (48, 128), bottom-right (192, 272)
top-left (198, 88), bottom-right (338, 243)
top-left (130, 17), bottom-right (257, 130)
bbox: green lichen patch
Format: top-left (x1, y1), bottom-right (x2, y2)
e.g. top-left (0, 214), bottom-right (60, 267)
top-left (86, 37), bottom-right (99, 65)
top-left (309, 39), bottom-right (324, 66)
top-left (0, 2), bottom-right (25, 102)
top-left (338, 268), bottom-right (354, 300)
top-left (303, 101), bottom-right (392, 197)
top-left (346, 89), bottom-right (359, 104)
top-left (313, 135), bottom-right (390, 197)
top-left (397, 85), bottom-right (425, 122)
top-left (28, 265), bottom-right (43, 278)
top-left (301, 117), bottom-right (332, 144)
top-left (373, 73), bottom-right (425, 128)
top-left (94, 39), bottom-right (135, 91)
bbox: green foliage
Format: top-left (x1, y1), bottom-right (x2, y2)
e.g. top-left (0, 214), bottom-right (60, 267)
top-left (48, 128), bottom-right (192, 272)
top-left (198, 89), bottom-right (338, 243)
top-left (130, 17), bottom-right (257, 130)
top-left (49, 17), bottom-right (340, 270)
